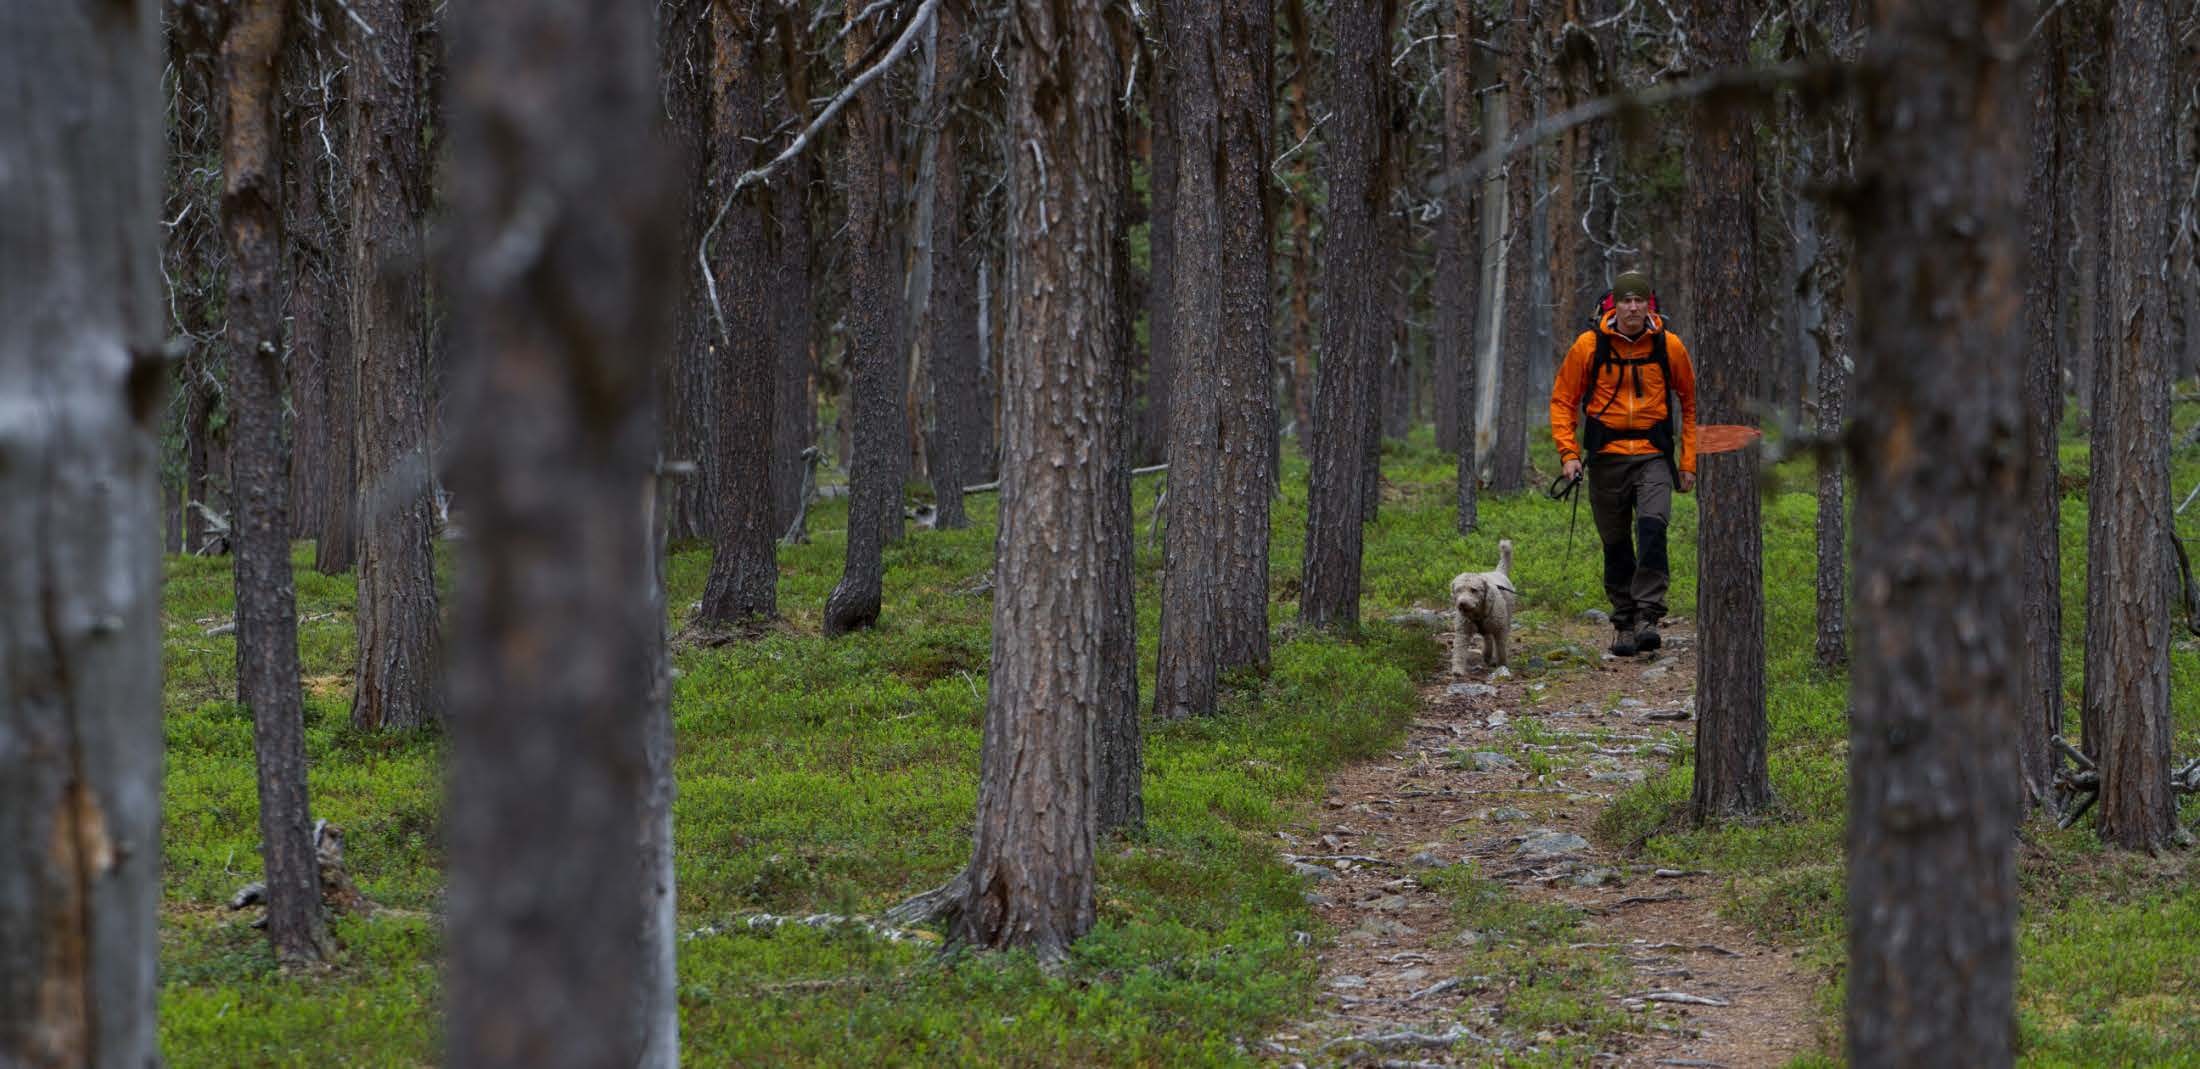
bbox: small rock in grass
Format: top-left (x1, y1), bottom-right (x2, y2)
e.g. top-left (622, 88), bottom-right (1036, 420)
top-left (1408, 851), bottom-right (1450, 870)
top-left (1463, 751), bottom-right (1516, 772)
top-left (1591, 770), bottom-right (1647, 785)
top-left (1328, 975), bottom-right (1368, 990)
top-left (1572, 867), bottom-right (1623, 888)
top-left (1292, 862), bottom-right (1339, 881)
top-left (1619, 698), bottom-right (1646, 709)
top-left (1515, 830), bottom-right (1591, 859)
top-left (1447, 682), bottom-right (1499, 699)
top-left (1581, 609), bottom-right (1610, 625)
top-left (1487, 806), bottom-right (1532, 823)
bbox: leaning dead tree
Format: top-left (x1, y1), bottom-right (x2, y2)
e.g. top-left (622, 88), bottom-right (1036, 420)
top-left (1, 1), bottom-right (167, 1062)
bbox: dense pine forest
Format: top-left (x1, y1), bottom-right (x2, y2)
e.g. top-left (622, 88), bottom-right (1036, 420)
top-left (7, 0), bottom-right (2200, 1066)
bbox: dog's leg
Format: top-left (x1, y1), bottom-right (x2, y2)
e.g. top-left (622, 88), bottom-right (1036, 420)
top-left (1452, 609), bottom-right (1472, 675)
top-left (1487, 623), bottom-right (1507, 669)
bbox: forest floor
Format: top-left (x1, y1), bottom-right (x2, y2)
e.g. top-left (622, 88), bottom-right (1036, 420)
top-left (1264, 617), bottom-right (1825, 1068)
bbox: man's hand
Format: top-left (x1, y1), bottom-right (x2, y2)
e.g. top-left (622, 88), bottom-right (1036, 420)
top-left (1679, 471), bottom-right (1696, 494)
top-left (1562, 458), bottom-right (1582, 483)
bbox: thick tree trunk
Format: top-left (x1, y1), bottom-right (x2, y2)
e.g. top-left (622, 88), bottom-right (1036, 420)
top-left (696, 0), bottom-right (779, 629)
top-left (1470, 37), bottom-right (1509, 485)
top-left (1845, 2), bottom-right (2027, 1062)
top-left (1215, 0), bottom-right (1275, 675)
top-left (0, 2), bottom-right (165, 1061)
top-left (2019, 11), bottom-right (2065, 811)
top-left (1097, 111), bottom-right (1143, 835)
top-left (1814, 0), bottom-right (1857, 675)
top-left (952, 0), bottom-right (1124, 956)
top-left (1688, 0), bottom-right (1770, 824)
top-left (1154, 0), bottom-right (1224, 720)
top-left (2086, 0), bottom-right (2177, 852)
top-left (660, 0), bottom-right (714, 545)
top-left (348, 0), bottom-right (438, 732)
top-left (1142, 45), bottom-right (1178, 469)
top-left (1280, 0), bottom-right (1320, 443)
top-left (1299, 0), bottom-right (1396, 633)
top-left (924, 3), bottom-right (978, 531)
top-left (224, 0), bottom-right (334, 967)
top-left (443, 0), bottom-right (678, 1060)
top-left (824, 2), bottom-right (899, 635)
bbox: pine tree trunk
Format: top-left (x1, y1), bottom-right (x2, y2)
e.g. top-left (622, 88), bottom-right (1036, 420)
top-left (697, 0), bottom-right (778, 629)
top-left (824, 1), bottom-right (899, 635)
top-left (1298, 0), bottom-right (1396, 633)
top-left (1688, 0), bottom-right (1770, 824)
top-left (2019, 10), bottom-right (2065, 811)
top-left (1281, 0), bottom-right (1319, 442)
top-left (282, 22), bottom-right (345, 546)
top-left (223, 0), bottom-right (334, 967)
top-left (443, 0), bottom-right (677, 1060)
top-left (0, 2), bottom-right (166, 1060)
top-left (1154, 0), bottom-right (1226, 719)
top-left (348, 0), bottom-right (438, 732)
top-left (1142, 40), bottom-right (1178, 470)
top-left (772, 156), bottom-right (818, 537)
top-left (1845, 2), bottom-right (2026, 1061)
top-left (1215, 0), bottom-right (1275, 675)
top-left (1813, 0), bottom-right (1857, 675)
top-left (1446, 0), bottom-right (1483, 534)
top-left (953, 0), bottom-right (1124, 955)
top-left (660, 0), bottom-right (715, 545)
top-left (1097, 111), bottom-right (1144, 835)
top-left (924, 4), bottom-right (977, 531)
top-left (2086, 0), bottom-right (2177, 852)
top-left (1470, 28), bottom-right (1508, 486)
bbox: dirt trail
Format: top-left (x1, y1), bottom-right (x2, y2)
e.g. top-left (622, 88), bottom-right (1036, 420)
top-left (1261, 619), bottom-right (1823, 1068)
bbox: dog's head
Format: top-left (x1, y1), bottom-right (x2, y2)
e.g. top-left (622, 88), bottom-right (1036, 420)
top-left (1451, 572), bottom-right (1489, 619)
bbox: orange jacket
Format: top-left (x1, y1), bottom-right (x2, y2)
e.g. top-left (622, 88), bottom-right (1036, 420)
top-left (1548, 312), bottom-right (1699, 473)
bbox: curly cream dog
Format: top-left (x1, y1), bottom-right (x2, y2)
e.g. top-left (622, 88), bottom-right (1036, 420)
top-left (1450, 539), bottom-right (1517, 674)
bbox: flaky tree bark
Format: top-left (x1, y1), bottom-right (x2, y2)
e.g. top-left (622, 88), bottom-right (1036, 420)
top-left (1813, 0), bottom-right (1856, 675)
top-left (1097, 111), bottom-right (1143, 835)
top-left (1299, 0), bottom-right (1397, 633)
top-left (0, 2), bottom-right (165, 1061)
top-left (823, 0), bottom-right (900, 635)
top-left (348, 0), bottom-right (438, 732)
top-left (696, 0), bottom-right (779, 629)
top-left (2019, 8), bottom-right (2065, 811)
top-left (1280, 0), bottom-right (1319, 440)
top-left (223, 0), bottom-right (333, 967)
top-left (660, 0), bottom-right (715, 544)
top-left (1154, 0), bottom-right (1225, 719)
top-left (1687, 0), bottom-right (1770, 825)
top-left (952, 0), bottom-right (1125, 957)
top-left (1845, 2), bottom-right (2027, 1063)
top-left (1441, 0), bottom-right (1481, 533)
top-left (2085, 0), bottom-right (2177, 852)
top-left (1214, 0), bottom-right (1275, 674)
top-left (444, 0), bottom-right (678, 1061)
top-left (771, 156), bottom-right (818, 537)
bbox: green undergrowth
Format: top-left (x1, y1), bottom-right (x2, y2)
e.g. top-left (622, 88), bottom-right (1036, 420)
top-left (154, 433), bottom-right (1544, 1066)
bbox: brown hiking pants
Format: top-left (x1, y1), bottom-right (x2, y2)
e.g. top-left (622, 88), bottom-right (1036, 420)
top-left (1587, 452), bottom-right (1673, 630)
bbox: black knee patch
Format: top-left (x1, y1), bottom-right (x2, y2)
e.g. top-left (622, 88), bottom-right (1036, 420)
top-left (1636, 517), bottom-right (1669, 575)
top-left (1601, 538), bottom-right (1636, 587)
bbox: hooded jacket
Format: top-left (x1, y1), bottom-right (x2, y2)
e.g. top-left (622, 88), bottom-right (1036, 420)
top-left (1548, 311), bottom-right (1699, 474)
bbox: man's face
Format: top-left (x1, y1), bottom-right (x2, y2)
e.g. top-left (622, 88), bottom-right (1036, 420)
top-left (1614, 294), bottom-right (1650, 335)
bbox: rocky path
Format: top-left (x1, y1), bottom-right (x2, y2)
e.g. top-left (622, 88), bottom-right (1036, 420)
top-left (1260, 619), bottom-right (1822, 1068)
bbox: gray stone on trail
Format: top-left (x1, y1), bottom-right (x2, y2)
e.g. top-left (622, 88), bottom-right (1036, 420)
top-left (1618, 698), bottom-right (1646, 709)
top-left (1455, 929), bottom-right (1489, 948)
top-left (1447, 682), bottom-right (1499, 699)
top-left (1462, 751), bottom-right (1516, 772)
top-left (1293, 862), bottom-right (1339, 882)
top-left (1394, 966), bottom-right (1431, 984)
top-left (1390, 609), bottom-right (1452, 630)
top-left (1525, 656), bottom-right (1549, 671)
top-left (1649, 744), bottom-right (1677, 759)
top-left (1572, 867), bottom-right (1623, 888)
top-left (1304, 892), bottom-right (1333, 906)
top-left (1515, 830), bottom-right (1592, 860)
top-left (1487, 806), bottom-right (1532, 823)
top-left (1367, 894), bottom-right (1412, 913)
top-left (1581, 609), bottom-right (1610, 625)
top-left (1329, 975), bottom-right (1369, 990)
top-left (1343, 917), bottom-right (1419, 944)
top-left (1408, 851), bottom-right (1450, 870)
top-left (1641, 665), bottom-right (1671, 681)
top-left (1591, 770), bottom-right (1647, 785)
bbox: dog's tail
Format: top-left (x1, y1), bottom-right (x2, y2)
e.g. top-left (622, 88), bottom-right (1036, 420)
top-left (1497, 538), bottom-right (1513, 579)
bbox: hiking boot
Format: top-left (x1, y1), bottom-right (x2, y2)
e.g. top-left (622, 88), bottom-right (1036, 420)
top-left (1608, 625), bottom-right (1639, 657)
top-left (1635, 621), bottom-right (1662, 653)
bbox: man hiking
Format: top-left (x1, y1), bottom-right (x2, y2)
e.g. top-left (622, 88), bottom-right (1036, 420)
top-left (1550, 271), bottom-right (1698, 657)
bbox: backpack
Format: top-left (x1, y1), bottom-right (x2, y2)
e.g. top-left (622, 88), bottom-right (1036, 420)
top-left (1576, 290), bottom-right (1678, 475)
